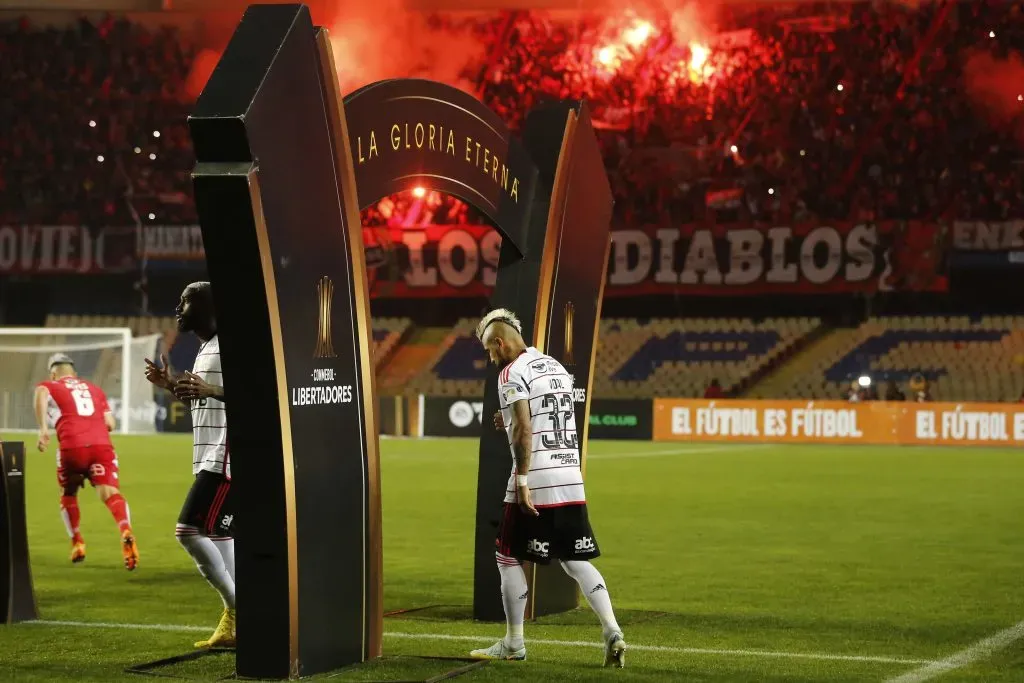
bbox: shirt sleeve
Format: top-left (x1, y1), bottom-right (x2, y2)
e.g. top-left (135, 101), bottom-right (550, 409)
top-left (500, 363), bottom-right (529, 405)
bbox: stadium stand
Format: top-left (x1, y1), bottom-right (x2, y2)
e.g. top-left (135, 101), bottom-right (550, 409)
top-left (409, 319), bottom-right (486, 397)
top-left (4, 5), bottom-right (1023, 406)
top-left (758, 316), bottom-right (1024, 402)
top-left (0, 15), bottom-right (198, 228)
top-left (21, 311), bottom-right (1024, 404)
top-left (593, 318), bottom-right (820, 398)
top-left (477, 1), bottom-right (1024, 224)
top-left (3, 3), bottom-right (1022, 228)
top-left (748, 326), bottom-right (871, 401)
top-left (823, 316), bottom-right (1024, 402)
top-left (371, 317), bottom-right (413, 370)
top-left (46, 314), bottom-right (177, 337)
top-left (409, 317), bottom-right (820, 399)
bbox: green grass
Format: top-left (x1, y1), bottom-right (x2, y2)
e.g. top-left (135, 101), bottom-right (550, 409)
top-left (1, 435), bottom-right (1022, 681)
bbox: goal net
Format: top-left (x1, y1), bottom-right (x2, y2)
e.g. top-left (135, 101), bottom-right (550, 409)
top-left (0, 328), bottom-right (161, 434)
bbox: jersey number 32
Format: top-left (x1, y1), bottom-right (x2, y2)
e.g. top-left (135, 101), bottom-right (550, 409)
top-left (539, 394), bottom-right (578, 449)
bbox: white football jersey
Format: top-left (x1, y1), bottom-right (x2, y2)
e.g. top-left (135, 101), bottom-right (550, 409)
top-left (190, 334), bottom-right (229, 478)
top-left (498, 346), bottom-right (585, 508)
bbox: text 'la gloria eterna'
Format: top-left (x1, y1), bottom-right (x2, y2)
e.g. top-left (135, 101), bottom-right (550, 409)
top-left (355, 122), bottom-right (520, 203)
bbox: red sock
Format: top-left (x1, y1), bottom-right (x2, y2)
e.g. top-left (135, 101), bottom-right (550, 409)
top-left (104, 494), bottom-right (132, 533)
top-left (60, 496), bottom-right (82, 542)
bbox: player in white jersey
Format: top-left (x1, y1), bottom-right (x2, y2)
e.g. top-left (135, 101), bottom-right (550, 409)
top-left (469, 308), bottom-right (626, 667)
top-left (144, 281), bottom-right (236, 649)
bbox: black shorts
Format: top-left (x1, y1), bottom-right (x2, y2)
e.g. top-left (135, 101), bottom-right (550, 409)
top-left (496, 502), bottom-right (600, 565)
top-left (178, 470), bottom-right (235, 537)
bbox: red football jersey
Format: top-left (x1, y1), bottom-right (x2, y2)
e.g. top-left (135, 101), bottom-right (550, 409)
top-left (39, 377), bottom-right (112, 449)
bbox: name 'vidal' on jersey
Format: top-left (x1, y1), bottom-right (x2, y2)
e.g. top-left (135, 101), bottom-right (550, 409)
top-left (498, 346), bottom-right (585, 508)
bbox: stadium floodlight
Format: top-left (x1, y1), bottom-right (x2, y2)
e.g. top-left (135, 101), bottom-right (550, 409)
top-left (857, 375), bottom-right (872, 387)
top-left (0, 327), bottom-right (161, 434)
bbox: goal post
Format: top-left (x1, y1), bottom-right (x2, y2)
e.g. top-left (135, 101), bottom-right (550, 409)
top-left (0, 328), bottom-right (162, 434)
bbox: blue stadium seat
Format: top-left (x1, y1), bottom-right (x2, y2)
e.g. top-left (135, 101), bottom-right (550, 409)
top-left (432, 336), bottom-right (489, 380)
top-left (825, 330), bottom-right (1007, 383)
top-left (613, 331), bottom-right (781, 381)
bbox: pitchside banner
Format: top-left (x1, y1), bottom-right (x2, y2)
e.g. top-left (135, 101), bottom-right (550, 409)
top-left (421, 397), bottom-right (484, 437)
top-left (587, 399), bottom-right (653, 440)
top-left (653, 399), bottom-right (1024, 446)
top-left (422, 397), bottom-right (654, 440)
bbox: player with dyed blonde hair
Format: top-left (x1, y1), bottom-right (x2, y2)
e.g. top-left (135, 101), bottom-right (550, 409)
top-left (470, 308), bottom-right (626, 667)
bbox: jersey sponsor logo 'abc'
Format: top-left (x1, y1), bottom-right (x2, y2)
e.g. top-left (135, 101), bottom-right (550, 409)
top-left (574, 536), bottom-right (595, 552)
top-left (527, 538), bottom-right (550, 557)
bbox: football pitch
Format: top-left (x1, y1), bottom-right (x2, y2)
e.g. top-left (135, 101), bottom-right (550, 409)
top-left (1, 434), bottom-right (1022, 682)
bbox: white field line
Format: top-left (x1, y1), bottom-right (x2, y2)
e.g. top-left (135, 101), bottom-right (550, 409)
top-left (0, 431), bottom-right (774, 458)
top-left (884, 620), bottom-right (1024, 683)
top-left (33, 619), bottom-right (208, 632)
top-left (26, 619), bottom-right (936, 666)
top-left (381, 444), bottom-right (777, 460)
top-left (588, 444), bottom-right (776, 460)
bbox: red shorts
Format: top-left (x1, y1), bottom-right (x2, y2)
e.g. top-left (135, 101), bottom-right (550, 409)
top-left (57, 445), bottom-right (119, 489)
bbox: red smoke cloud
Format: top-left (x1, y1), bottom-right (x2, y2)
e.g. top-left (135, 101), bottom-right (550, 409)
top-left (962, 50), bottom-right (1024, 145)
top-left (324, 0), bottom-right (485, 96)
top-left (185, 48), bottom-right (221, 101)
top-left (185, 0), bottom-right (485, 102)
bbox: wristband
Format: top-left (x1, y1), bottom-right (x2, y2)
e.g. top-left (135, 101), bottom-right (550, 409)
top-left (516, 474), bottom-right (528, 488)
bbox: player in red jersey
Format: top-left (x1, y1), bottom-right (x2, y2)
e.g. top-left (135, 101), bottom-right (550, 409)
top-left (34, 353), bottom-right (140, 570)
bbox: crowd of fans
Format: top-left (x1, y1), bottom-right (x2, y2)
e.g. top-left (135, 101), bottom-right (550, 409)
top-left (0, 2), bottom-right (1020, 231)
top-left (479, 1), bottom-right (1023, 225)
top-left (0, 15), bottom-right (197, 227)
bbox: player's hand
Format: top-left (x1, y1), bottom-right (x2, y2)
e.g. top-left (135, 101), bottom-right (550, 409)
top-left (493, 411), bottom-right (505, 431)
top-left (36, 430), bottom-right (49, 452)
top-left (518, 485), bottom-right (540, 517)
top-left (175, 372), bottom-right (217, 401)
top-left (144, 354), bottom-right (173, 390)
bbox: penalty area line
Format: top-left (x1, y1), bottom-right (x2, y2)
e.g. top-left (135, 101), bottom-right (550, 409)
top-left (27, 619), bottom-right (936, 666)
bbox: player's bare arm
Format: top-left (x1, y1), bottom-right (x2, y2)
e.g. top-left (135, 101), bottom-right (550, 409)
top-left (174, 371), bottom-right (225, 402)
top-left (33, 385), bottom-right (50, 452)
top-left (493, 410), bottom-right (504, 431)
top-left (510, 399), bottom-right (538, 517)
top-left (104, 411), bottom-right (116, 432)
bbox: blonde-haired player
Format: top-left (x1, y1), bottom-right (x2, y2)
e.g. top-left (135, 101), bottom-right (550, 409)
top-left (470, 308), bottom-right (626, 667)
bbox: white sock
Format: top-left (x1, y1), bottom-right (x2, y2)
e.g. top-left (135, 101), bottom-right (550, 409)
top-left (497, 553), bottom-right (527, 649)
top-left (212, 537), bottom-right (235, 582)
top-left (176, 524), bottom-right (236, 609)
top-left (561, 560), bottom-right (621, 639)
